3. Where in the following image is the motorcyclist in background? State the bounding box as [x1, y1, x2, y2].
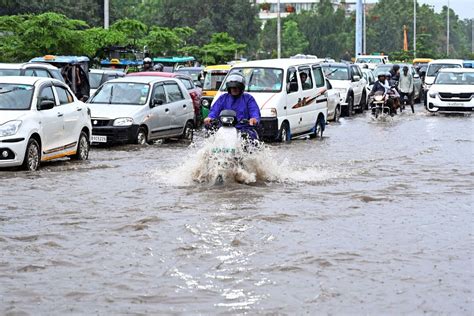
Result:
[143, 57, 153, 71]
[369, 72, 395, 115]
[204, 73, 261, 140]
[389, 64, 400, 86]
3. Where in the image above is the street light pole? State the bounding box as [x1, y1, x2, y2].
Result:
[446, 0, 450, 56]
[355, 0, 363, 58]
[104, 0, 109, 29]
[277, 0, 281, 58]
[363, 0, 366, 54]
[413, 0, 416, 58]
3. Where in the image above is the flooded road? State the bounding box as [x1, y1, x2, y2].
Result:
[1, 105, 473, 315]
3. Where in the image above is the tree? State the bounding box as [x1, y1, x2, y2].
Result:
[110, 18, 147, 47]
[282, 20, 309, 57]
[143, 26, 195, 56]
[188, 32, 246, 65]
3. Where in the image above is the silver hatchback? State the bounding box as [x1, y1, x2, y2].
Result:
[87, 76, 195, 145]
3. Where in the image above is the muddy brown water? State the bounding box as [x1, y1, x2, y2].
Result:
[1, 104, 473, 314]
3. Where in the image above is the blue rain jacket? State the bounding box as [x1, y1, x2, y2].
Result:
[208, 93, 261, 139]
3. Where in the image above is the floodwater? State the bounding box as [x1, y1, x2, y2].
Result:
[1, 105, 473, 315]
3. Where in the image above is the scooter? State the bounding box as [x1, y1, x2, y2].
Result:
[369, 90, 392, 119]
[203, 110, 259, 184]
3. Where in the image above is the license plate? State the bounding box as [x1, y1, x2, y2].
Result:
[448, 102, 464, 106]
[91, 135, 107, 143]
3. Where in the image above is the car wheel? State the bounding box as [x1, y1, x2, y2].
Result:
[345, 95, 354, 117]
[22, 138, 40, 171]
[334, 105, 341, 122]
[278, 122, 290, 143]
[310, 116, 324, 139]
[72, 131, 89, 160]
[181, 121, 194, 142]
[136, 127, 147, 145]
[358, 92, 366, 113]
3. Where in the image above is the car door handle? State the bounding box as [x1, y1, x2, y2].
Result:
[165, 108, 169, 112]
[183, 104, 187, 108]
[76, 107, 82, 111]
[57, 113, 64, 117]
[284, 106, 287, 110]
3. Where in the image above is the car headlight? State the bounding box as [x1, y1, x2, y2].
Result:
[428, 92, 437, 98]
[113, 117, 134, 126]
[261, 108, 277, 117]
[0, 120, 22, 137]
[201, 99, 210, 107]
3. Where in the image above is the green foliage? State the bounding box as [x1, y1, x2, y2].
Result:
[282, 20, 309, 57]
[143, 26, 195, 56]
[0, 12, 87, 61]
[110, 19, 147, 46]
[191, 33, 246, 65]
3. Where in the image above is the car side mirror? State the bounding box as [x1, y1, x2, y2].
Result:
[352, 75, 360, 82]
[38, 99, 55, 110]
[151, 98, 164, 108]
[287, 82, 298, 93]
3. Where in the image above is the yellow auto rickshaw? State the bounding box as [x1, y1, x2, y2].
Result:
[200, 64, 232, 118]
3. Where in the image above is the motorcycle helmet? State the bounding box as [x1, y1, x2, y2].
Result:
[377, 72, 386, 80]
[143, 57, 152, 64]
[226, 73, 246, 94]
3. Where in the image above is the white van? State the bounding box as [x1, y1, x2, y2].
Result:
[211, 59, 328, 141]
[423, 59, 464, 105]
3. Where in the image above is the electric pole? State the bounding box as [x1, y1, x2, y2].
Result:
[277, 0, 281, 58]
[104, 0, 109, 29]
[414, 0, 417, 58]
[355, 0, 363, 58]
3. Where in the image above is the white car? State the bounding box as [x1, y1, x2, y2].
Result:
[0, 77, 92, 171]
[355, 55, 389, 70]
[322, 63, 367, 116]
[87, 76, 195, 145]
[325, 79, 342, 121]
[423, 59, 464, 106]
[426, 68, 474, 113]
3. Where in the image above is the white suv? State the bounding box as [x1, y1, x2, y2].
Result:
[0, 77, 92, 171]
[322, 63, 367, 116]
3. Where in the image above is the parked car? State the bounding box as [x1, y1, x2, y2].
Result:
[89, 69, 126, 96]
[325, 79, 342, 122]
[426, 68, 474, 114]
[212, 59, 328, 141]
[361, 68, 376, 108]
[175, 66, 204, 87]
[373, 63, 422, 102]
[423, 59, 464, 106]
[127, 71, 202, 125]
[0, 62, 64, 82]
[87, 76, 194, 145]
[201, 65, 232, 119]
[0, 76, 91, 171]
[321, 63, 367, 116]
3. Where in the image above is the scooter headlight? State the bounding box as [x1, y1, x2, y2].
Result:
[220, 116, 235, 126]
[374, 95, 384, 101]
[201, 99, 210, 107]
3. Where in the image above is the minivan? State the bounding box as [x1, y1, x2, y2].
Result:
[211, 59, 328, 141]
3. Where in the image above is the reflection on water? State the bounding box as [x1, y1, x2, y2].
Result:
[1, 106, 473, 314]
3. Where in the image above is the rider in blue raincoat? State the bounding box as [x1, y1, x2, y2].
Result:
[204, 73, 261, 139]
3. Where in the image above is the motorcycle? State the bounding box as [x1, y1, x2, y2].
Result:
[369, 85, 400, 119]
[200, 110, 260, 184]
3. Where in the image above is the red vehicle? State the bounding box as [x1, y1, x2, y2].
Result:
[127, 71, 202, 124]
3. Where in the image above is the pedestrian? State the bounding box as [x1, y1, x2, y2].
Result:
[399, 66, 414, 113]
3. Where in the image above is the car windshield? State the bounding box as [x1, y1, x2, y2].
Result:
[0, 84, 34, 110]
[322, 66, 350, 80]
[434, 72, 474, 85]
[221, 68, 283, 92]
[89, 73, 103, 89]
[0, 69, 21, 76]
[89, 82, 150, 105]
[176, 69, 201, 82]
[427, 64, 462, 76]
[203, 71, 228, 90]
[373, 65, 392, 77]
[356, 57, 383, 63]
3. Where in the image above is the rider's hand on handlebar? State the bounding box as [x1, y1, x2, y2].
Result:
[203, 117, 212, 125]
[249, 118, 258, 126]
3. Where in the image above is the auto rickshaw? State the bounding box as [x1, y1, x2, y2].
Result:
[100, 58, 143, 73]
[30, 55, 90, 101]
[152, 56, 196, 73]
[200, 64, 232, 119]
